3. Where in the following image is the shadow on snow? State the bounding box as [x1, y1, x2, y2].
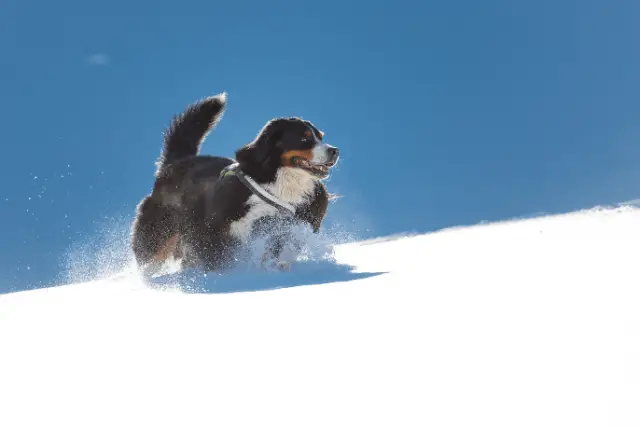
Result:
[148, 259, 387, 294]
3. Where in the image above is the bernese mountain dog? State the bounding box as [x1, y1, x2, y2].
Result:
[131, 92, 339, 276]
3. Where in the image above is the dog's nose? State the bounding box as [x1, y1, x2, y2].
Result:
[328, 147, 339, 159]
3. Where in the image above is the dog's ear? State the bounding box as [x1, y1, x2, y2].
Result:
[235, 139, 269, 166]
[269, 129, 284, 149]
[235, 122, 283, 167]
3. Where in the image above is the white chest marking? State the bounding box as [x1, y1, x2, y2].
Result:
[229, 167, 317, 243]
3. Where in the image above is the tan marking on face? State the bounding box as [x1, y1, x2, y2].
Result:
[281, 149, 314, 167]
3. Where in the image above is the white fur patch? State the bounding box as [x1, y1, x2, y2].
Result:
[229, 167, 317, 243]
[264, 167, 316, 205]
[311, 143, 332, 164]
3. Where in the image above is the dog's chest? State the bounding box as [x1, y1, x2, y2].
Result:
[229, 168, 316, 242]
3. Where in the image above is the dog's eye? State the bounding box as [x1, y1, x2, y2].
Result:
[303, 129, 312, 140]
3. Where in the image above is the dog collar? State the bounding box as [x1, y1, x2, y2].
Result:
[220, 163, 296, 216]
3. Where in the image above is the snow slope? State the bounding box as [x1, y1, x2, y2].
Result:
[1, 206, 639, 427]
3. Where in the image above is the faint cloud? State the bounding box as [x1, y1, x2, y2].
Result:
[86, 53, 110, 66]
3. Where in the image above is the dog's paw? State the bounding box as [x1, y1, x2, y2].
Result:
[276, 260, 291, 272]
[139, 261, 162, 279]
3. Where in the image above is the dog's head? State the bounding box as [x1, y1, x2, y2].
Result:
[235, 117, 339, 182]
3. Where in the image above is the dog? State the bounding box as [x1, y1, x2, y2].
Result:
[131, 93, 340, 276]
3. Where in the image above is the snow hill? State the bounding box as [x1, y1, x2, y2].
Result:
[1, 205, 639, 427]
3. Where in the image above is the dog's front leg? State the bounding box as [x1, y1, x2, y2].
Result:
[258, 216, 308, 271]
[260, 231, 299, 271]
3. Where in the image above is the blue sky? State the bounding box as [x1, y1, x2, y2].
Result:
[1, 0, 639, 291]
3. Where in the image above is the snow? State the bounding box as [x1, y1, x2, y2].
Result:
[1, 206, 639, 427]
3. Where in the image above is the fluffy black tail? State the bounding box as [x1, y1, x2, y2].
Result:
[156, 93, 227, 171]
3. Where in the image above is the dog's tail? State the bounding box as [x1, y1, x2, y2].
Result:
[156, 93, 227, 171]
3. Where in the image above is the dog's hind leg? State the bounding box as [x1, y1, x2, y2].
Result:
[131, 195, 181, 275]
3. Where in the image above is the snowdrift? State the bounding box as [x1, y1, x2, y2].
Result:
[1, 206, 639, 427]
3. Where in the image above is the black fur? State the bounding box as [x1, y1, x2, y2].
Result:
[131, 93, 338, 275]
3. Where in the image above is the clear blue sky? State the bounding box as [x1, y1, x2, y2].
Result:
[1, 0, 639, 291]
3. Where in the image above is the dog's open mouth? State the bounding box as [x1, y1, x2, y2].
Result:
[291, 157, 336, 178]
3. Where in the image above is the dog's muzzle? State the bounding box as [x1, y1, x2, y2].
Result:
[292, 144, 339, 179]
